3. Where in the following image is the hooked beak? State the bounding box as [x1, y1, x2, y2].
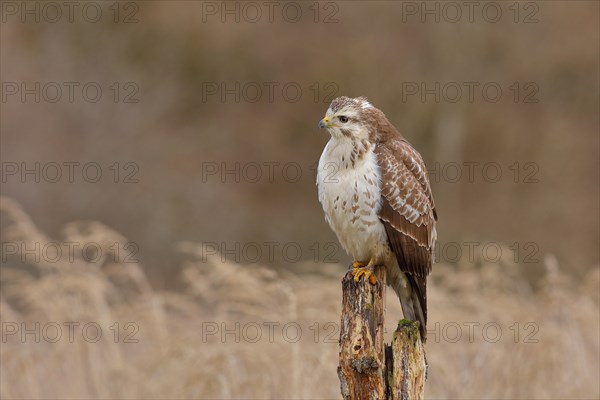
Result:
[318, 116, 330, 129]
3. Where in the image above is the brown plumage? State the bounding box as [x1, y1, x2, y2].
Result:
[317, 96, 437, 341]
[374, 109, 437, 341]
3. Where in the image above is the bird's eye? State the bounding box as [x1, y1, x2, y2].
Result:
[339, 116, 349, 123]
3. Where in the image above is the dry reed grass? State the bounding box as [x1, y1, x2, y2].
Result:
[1, 196, 598, 399]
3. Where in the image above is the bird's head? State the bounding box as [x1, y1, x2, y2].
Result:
[318, 96, 375, 140]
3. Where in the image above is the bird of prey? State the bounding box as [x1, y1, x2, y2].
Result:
[317, 96, 437, 341]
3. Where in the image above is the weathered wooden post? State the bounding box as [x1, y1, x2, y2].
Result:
[386, 320, 427, 399]
[338, 268, 426, 399]
[338, 267, 387, 399]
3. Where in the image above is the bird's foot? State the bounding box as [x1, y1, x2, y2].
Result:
[351, 259, 377, 285]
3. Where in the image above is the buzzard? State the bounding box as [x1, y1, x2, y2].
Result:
[317, 96, 437, 341]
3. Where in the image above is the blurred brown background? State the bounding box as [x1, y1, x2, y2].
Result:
[1, 1, 598, 399]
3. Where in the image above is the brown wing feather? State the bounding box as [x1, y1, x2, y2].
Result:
[376, 138, 437, 332]
[380, 198, 430, 328]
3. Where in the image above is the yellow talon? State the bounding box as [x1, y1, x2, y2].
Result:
[368, 273, 377, 285]
[350, 259, 377, 285]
